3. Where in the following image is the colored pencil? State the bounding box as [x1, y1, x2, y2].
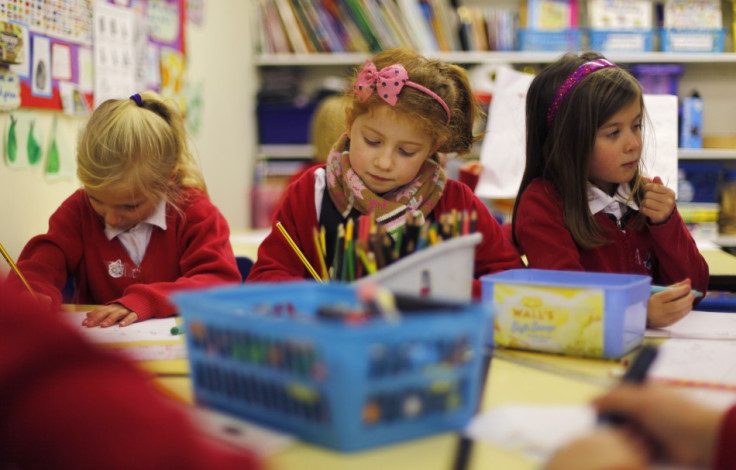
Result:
[276, 221, 324, 283]
[0, 240, 36, 299]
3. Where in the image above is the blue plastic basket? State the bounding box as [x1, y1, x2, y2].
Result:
[518, 29, 582, 52]
[588, 29, 654, 52]
[481, 270, 650, 358]
[660, 29, 725, 52]
[171, 282, 488, 451]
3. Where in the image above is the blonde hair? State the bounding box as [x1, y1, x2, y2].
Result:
[345, 48, 481, 155]
[77, 91, 205, 207]
[310, 94, 346, 163]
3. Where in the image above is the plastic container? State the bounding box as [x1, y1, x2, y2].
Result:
[355, 233, 482, 302]
[588, 29, 654, 52]
[171, 282, 488, 452]
[481, 269, 650, 358]
[257, 101, 318, 144]
[719, 170, 736, 235]
[517, 29, 582, 52]
[630, 64, 683, 95]
[660, 28, 725, 52]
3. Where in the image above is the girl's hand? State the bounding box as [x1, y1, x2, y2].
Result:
[544, 427, 650, 470]
[593, 384, 722, 468]
[640, 176, 675, 225]
[646, 279, 695, 328]
[83, 303, 139, 328]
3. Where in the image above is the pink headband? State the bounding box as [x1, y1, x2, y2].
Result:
[354, 60, 451, 125]
[546, 58, 617, 129]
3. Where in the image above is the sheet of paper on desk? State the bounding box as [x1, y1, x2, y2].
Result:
[188, 406, 295, 457]
[63, 311, 181, 344]
[464, 403, 596, 462]
[649, 338, 736, 392]
[646, 310, 736, 340]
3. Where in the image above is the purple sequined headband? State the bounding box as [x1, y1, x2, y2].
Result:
[546, 59, 617, 129]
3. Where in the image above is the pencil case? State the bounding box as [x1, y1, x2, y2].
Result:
[354, 232, 482, 302]
[481, 269, 650, 358]
[171, 282, 488, 452]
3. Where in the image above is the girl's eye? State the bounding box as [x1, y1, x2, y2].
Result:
[634, 122, 643, 131]
[364, 137, 380, 146]
[606, 129, 620, 138]
[398, 148, 417, 157]
[123, 204, 140, 211]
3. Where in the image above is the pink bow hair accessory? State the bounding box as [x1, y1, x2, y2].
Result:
[354, 60, 451, 125]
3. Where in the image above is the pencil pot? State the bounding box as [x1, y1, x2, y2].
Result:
[171, 282, 489, 452]
[481, 270, 650, 358]
[355, 232, 482, 302]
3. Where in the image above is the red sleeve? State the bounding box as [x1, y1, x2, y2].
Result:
[15, 190, 89, 308]
[248, 169, 322, 282]
[116, 191, 242, 320]
[714, 404, 736, 470]
[515, 181, 587, 271]
[0, 280, 261, 470]
[647, 207, 710, 301]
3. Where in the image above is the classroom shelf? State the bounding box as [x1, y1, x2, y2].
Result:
[678, 148, 736, 160]
[256, 52, 736, 67]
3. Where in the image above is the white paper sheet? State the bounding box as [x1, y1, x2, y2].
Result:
[647, 310, 736, 340]
[62, 311, 182, 344]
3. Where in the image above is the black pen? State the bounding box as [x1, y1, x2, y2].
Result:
[599, 344, 658, 425]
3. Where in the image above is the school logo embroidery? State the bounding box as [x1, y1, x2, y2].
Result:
[108, 259, 124, 278]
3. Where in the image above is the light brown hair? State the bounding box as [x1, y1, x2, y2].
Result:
[77, 91, 205, 208]
[345, 48, 482, 155]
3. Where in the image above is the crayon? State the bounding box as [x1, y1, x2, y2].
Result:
[650, 285, 703, 299]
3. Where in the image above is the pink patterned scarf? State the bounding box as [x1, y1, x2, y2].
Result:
[325, 134, 446, 236]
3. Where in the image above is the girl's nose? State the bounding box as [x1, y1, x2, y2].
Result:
[373, 149, 393, 171]
[105, 211, 123, 227]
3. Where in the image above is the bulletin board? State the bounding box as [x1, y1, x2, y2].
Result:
[0, 0, 186, 112]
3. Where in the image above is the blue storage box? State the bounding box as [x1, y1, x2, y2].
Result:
[257, 101, 318, 144]
[518, 29, 582, 52]
[171, 282, 488, 452]
[660, 29, 725, 52]
[631, 64, 683, 95]
[588, 29, 654, 52]
[481, 269, 650, 358]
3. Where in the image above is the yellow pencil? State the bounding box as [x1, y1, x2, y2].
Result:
[276, 221, 324, 283]
[312, 227, 329, 280]
[0, 240, 37, 299]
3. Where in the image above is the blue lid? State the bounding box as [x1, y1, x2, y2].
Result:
[630, 64, 684, 75]
[725, 170, 736, 181]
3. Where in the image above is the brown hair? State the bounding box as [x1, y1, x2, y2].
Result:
[77, 91, 205, 208]
[513, 52, 646, 249]
[345, 48, 482, 155]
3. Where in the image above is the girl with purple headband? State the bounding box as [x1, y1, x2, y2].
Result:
[512, 52, 708, 327]
[249, 48, 523, 297]
[12, 91, 241, 326]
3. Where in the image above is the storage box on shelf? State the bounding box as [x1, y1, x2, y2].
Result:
[660, 28, 726, 53]
[517, 28, 582, 52]
[172, 283, 488, 451]
[588, 29, 654, 52]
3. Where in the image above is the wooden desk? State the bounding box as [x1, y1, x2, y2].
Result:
[153, 349, 617, 470]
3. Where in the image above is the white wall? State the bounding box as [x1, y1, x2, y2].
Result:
[0, 1, 255, 274]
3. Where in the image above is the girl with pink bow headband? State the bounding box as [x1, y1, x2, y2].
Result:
[248, 48, 523, 298]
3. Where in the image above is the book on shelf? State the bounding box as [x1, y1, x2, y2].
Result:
[291, 0, 329, 52]
[343, 0, 385, 52]
[663, 0, 722, 29]
[587, 0, 653, 30]
[523, 0, 576, 31]
[313, 1, 346, 52]
[427, 0, 461, 51]
[273, 0, 310, 53]
[259, 0, 292, 53]
[396, 0, 439, 51]
[362, 0, 403, 49]
[322, 0, 372, 53]
[376, 0, 418, 50]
